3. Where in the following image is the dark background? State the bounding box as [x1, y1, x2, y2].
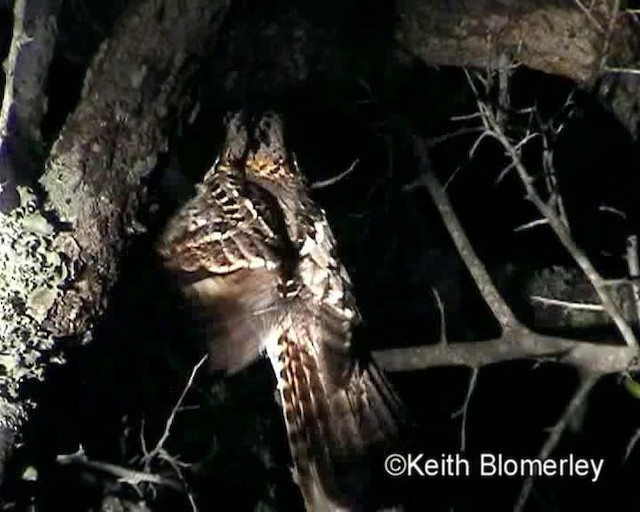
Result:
[2, 0, 640, 510]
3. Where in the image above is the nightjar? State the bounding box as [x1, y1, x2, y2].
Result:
[157, 110, 405, 511]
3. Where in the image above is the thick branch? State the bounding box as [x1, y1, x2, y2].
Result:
[377, 135, 638, 377]
[396, 0, 640, 136]
[410, 140, 522, 333]
[373, 332, 637, 375]
[474, 92, 639, 348]
[0, 0, 230, 492]
[0, 0, 62, 212]
[39, 0, 230, 337]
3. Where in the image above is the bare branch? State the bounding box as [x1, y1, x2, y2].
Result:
[599, 204, 627, 218]
[432, 287, 447, 345]
[57, 446, 183, 492]
[572, 0, 605, 32]
[451, 368, 478, 452]
[513, 218, 549, 232]
[469, 77, 639, 349]
[624, 425, 640, 461]
[529, 296, 604, 312]
[424, 127, 483, 148]
[310, 159, 359, 190]
[373, 332, 637, 375]
[411, 140, 522, 333]
[143, 355, 208, 466]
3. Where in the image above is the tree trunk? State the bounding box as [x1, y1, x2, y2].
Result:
[0, 0, 229, 492]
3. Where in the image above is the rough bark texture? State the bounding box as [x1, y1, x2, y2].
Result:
[40, 0, 230, 337]
[0, 0, 62, 211]
[395, 0, 640, 136]
[0, 0, 229, 492]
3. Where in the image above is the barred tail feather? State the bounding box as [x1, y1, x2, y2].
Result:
[267, 330, 405, 511]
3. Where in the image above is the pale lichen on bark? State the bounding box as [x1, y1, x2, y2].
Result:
[0, 188, 76, 403]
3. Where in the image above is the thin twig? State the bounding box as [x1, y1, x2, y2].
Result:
[425, 127, 483, 148]
[159, 452, 198, 512]
[432, 287, 447, 345]
[540, 120, 570, 231]
[451, 368, 478, 452]
[624, 425, 640, 461]
[412, 140, 522, 333]
[469, 80, 638, 348]
[309, 159, 359, 190]
[57, 446, 183, 492]
[572, 0, 605, 32]
[513, 219, 549, 232]
[143, 355, 208, 465]
[599, 205, 627, 219]
[514, 374, 599, 512]
[496, 53, 511, 128]
[529, 295, 604, 311]
[603, 67, 640, 75]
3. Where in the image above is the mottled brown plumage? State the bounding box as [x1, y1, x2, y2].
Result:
[158, 111, 405, 511]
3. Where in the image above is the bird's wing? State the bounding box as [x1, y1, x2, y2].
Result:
[157, 113, 287, 373]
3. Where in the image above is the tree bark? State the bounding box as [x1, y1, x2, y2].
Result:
[395, 0, 640, 136]
[0, 0, 62, 212]
[0, 0, 229, 492]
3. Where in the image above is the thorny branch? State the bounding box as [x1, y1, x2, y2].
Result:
[373, 65, 640, 511]
[470, 71, 637, 349]
[142, 355, 208, 467]
[57, 446, 183, 492]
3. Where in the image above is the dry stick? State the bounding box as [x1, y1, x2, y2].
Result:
[469, 75, 636, 510]
[431, 287, 448, 345]
[529, 296, 604, 311]
[374, 143, 638, 375]
[624, 425, 640, 461]
[57, 448, 183, 492]
[374, 331, 637, 375]
[424, 127, 483, 148]
[412, 139, 522, 334]
[604, 67, 640, 75]
[573, 0, 606, 32]
[481, 103, 638, 349]
[496, 54, 511, 129]
[143, 355, 208, 466]
[541, 127, 570, 231]
[160, 454, 198, 512]
[513, 218, 549, 232]
[369, 133, 639, 511]
[514, 373, 599, 512]
[452, 368, 478, 453]
[309, 159, 359, 190]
